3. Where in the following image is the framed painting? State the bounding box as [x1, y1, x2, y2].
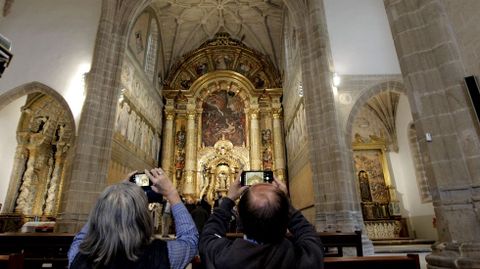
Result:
[352, 142, 392, 205]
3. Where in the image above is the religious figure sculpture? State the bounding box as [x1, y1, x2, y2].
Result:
[263, 148, 273, 170]
[176, 128, 186, 148]
[126, 111, 137, 143]
[262, 129, 272, 146]
[216, 172, 228, 190]
[116, 102, 131, 138]
[358, 170, 372, 202]
[196, 62, 208, 76]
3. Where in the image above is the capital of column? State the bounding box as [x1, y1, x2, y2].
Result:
[187, 110, 196, 120]
[273, 112, 282, 120]
[249, 109, 259, 119]
[165, 111, 175, 120]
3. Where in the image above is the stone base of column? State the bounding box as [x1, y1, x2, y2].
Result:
[457, 242, 480, 269]
[361, 234, 375, 256]
[55, 212, 89, 233]
[426, 242, 480, 269]
[316, 210, 375, 256]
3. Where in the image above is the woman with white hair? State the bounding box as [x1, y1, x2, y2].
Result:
[68, 168, 198, 269]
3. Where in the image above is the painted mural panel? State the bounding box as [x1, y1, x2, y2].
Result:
[353, 149, 390, 204]
[202, 91, 245, 147]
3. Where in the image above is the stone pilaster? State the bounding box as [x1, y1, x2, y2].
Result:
[384, 0, 480, 267]
[249, 105, 261, 170]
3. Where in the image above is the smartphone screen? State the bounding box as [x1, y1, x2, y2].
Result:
[241, 171, 274, 186]
[129, 173, 152, 187]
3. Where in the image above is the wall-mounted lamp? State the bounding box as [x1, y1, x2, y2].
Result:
[333, 72, 341, 87]
[297, 80, 304, 97]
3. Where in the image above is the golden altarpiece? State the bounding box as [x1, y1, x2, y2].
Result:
[161, 33, 285, 203]
[352, 136, 407, 239]
[0, 93, 74, 231]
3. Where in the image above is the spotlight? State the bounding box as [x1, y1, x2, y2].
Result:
[333, 72, 341, 87]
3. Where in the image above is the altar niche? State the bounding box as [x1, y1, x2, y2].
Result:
[353, 140, 406, 239]
[161, 33, 285, 204]
[4, 93, 74, 219]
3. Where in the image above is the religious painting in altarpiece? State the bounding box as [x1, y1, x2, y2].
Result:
[202, 90, 246, 147]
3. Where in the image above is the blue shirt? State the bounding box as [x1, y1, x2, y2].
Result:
[68, 203, 198, 269]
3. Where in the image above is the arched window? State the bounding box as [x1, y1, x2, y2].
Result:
[144, 18, 159, 82]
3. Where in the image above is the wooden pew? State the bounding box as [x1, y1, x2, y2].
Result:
[0, 253, 24, 269]
[319, 231, 363, 257]
[227, 231, 363, 257]
[0, 233, 73, 269]
[324, 254, 420, 269]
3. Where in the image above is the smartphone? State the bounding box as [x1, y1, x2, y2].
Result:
[129, 173, 153, 189]
[129, 172, 163, 203]
[240, 171, 274, 186]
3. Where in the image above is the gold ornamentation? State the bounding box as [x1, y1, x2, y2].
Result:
[163, 32, 281, 95]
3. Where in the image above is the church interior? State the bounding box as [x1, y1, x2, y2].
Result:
[0, 0, 479, 268]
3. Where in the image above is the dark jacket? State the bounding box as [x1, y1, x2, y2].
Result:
[191, 205, 210, 233]
[199, 198, 324, 269]
[71, 239, 170, 269]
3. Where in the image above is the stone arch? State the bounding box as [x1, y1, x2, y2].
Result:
[0, 82, 76, 135]
[192, 71, 256, 105]
[283, 0, 307, 30]
[345, 80, 407, 148]
[407, 122, 432, 203]
[0, 82, 76, 219]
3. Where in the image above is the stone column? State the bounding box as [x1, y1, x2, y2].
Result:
[183, 100, 197, 197]
[284, 0, 373, 254]
[56, 0, 152, 233]
[161, 101, 175, 180]
[384, 1, 480, 267]
[249, 104, 261, 170]
[272, 106, 286, 182]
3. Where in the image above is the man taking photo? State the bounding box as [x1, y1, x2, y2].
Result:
[199, 173, 324, 269]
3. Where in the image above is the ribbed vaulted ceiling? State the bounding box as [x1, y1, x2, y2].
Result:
[151, 0, 284, 79]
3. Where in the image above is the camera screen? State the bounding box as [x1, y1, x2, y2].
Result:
[244, 172, 264, 186]
[133, 174, 150, 187]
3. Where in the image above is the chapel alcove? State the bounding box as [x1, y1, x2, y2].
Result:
[3, 92, 74, 220]
[161, 32, 285, 204]
[351, 90, 407, 239]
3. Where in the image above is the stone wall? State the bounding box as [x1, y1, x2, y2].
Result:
[281, 11, 315, 218]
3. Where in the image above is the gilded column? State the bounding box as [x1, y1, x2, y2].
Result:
[161, 101, 176, 180]
[3, 132, 30, 213]
[183, 100, 197, 197]
[249, 104, 261, 170]
[272, 106, 286, 182]
[44, 141, 70, 215]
